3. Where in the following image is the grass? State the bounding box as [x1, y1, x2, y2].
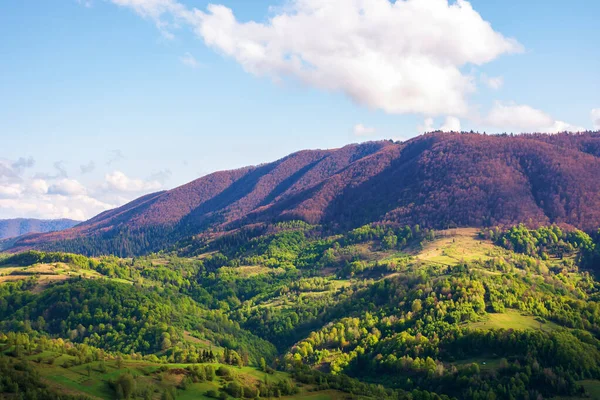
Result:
[454, 357, 503, 372]
[580, 380, 600, 398]
[220, 265, 283, 278]
[469, 309, 561, 332]
[31, 357, 227, 399]
[15, 349, 347, 400]
[415, 228, 506, 267]
[283, 391, 350, 400]
[0, 261, 134, 291]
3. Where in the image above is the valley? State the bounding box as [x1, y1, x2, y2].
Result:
[2, 223, 600, 399]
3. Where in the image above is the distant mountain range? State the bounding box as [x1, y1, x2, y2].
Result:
[7, 131, 600, 256]
[0, 218, 80, 240]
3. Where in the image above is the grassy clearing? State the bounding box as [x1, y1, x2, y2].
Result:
[579, 380, 600, 398]
[415, 228, 506, 267]
[469, 309, 561, 332]
[454, 357, 503, 373]
[283, 391, 350, 400]
[0, 260, 138, 293]
[17, 349, 347, 400]
[220, 265, 284, 278]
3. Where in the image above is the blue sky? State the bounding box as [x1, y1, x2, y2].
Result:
[0, 0, 599, 220]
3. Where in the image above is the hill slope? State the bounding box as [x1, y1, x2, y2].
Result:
[2, 224, 600, 399]
[0, 218, 79, 240]
[8, 131, 600, 256]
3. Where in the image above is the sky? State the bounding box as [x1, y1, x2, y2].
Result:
[1, 0, 599, 221]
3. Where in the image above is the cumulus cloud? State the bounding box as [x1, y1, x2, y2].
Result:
[485, 102, 585, 133]
[0, 163, 20, 182]
[0, 184, 23, 199]
[486, 102, 553, 130]
[109, 0, 522, 116]
[0, 196, 112, 221]
[180, 52, 201, 68]
[545, 120, 586, 134]
[103, 171, 162, 193]
[592, 109, 600, 130]
[418, 116, 461, 133]
[0, 171, 112, 220]
[28, 179, 49, 195]
[353, 124, 376, 137]
[0, 156, 169, 220]
[48, 179, 88, 196]
[440, 116, 462, 132]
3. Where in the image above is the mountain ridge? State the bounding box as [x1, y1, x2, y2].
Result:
[8, 131, 600, 256]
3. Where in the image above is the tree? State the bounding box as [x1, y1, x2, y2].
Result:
[260, 357, 267, 372]
[115, 373, 135, 399]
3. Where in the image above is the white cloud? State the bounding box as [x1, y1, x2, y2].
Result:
[418, 116, 461, 133]
[353, 124, 376, 137]
[0, 196, 112, 221]
[418, 118, 435, 133]
[48, 179, 88, 196]
[485, 102, 584, 133]
[0, 184, 23, 199]
[28, 179, 49, 195]
[480, 74, 504, 90]
[592, 109, 600, 130]
[0, 157, 169, 220]
[110, 0, 187, 38]
[440, 116, 462, 132]
[103, 171, 162, 193]
[0, 172, 113, 221]
[109, 0, 522, 116]
[111, 0, 185, 20]
[180, 52, 201, 68]
[486, 102, 553, 130]
[545, 120, 586, 134]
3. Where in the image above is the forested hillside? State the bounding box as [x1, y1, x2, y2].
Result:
[7, 132, 600, 257]
[2, 222, 600, 399]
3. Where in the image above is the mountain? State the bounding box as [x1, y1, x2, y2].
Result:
[0, 218, 80, 240]
[8, 131, 600, 256]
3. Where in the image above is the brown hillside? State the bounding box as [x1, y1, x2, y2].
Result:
[9, 132, 600, 256]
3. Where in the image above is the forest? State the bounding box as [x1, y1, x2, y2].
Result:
[2, 221, 600, 399]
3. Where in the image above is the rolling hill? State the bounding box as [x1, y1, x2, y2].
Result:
[2, 223, 600, 399]
[7, 131, 600, 256]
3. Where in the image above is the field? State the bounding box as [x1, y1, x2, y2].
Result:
[468, 309, 560, 332]
[5, 348, 345, 400]
[414, 228, 505, 267]
[0, 261, 106, 292]
[454, 357, 503, 372]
